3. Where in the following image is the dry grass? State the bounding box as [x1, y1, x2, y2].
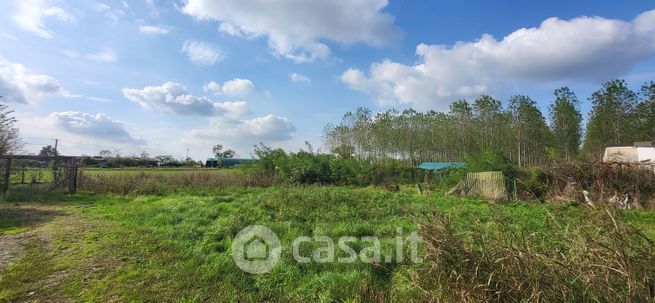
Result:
[415, 207, 655, 302]
[77, 169, 275, 195]
[546, 162, 655, 208]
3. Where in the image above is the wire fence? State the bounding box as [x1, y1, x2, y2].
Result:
[0, 156, 78, 196]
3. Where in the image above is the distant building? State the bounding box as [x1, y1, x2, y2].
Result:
[603, 142, 655, 163]
[205, 158, 255, 168]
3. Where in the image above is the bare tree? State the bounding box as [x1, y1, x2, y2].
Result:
[0, 103, 22, 155]
[212, 144, 236, 167]
[99, 150, 113, 157]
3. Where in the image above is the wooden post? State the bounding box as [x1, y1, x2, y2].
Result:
[3, 158, 11, 194]
[68, 158, 77, 194]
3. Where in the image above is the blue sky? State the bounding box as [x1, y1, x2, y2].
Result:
[1, 0, 654, 160]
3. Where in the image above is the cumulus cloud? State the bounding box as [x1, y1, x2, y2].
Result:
[181, 40, 224, 66]
[221, 78, 255, 96]
[13, 0, 74, 38]
[190, 114, 295, 141]
[0, 55, 71, 103]
[202, 81, 221, 94]
[342, 9, 655, 111]
[182, 0, 401, 63]
[85, 48, 117, 62]
[203, 78, 255, 96]
[290, 73, 311, 83]
[122, 82, 251, 118]
[139, 25, 172, 35]
[50, 111, 145, 144]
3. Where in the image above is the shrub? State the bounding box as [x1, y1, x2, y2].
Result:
[251, 143, 420, 185]
[545, 162, 655, 208]
[464, 150, 515, 178]
[415, 208, 655, 302]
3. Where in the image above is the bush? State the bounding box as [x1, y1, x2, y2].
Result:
[545, 162, 655, 208]
[251, 143, 420, 185]
[464, 150, 515, 178]
[415, 208, 655, 302]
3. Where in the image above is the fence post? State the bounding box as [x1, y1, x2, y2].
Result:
[68, 158, 77, 194]
[3, 158, 11, 194]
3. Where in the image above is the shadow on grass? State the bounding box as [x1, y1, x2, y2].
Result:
[0, 207, 66, 235]
[0, 187, 77, 234]
[1, 185, 75, 202]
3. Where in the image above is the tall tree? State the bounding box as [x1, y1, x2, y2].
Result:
[212, 144, 236, 167]
[472, 95, 505, 154]
[98, 150, 112, 157]
[449, 100, 474, 159]
[634, 81, 655, 141]
[0, 104, 22, 155]
[548, 87, 582, 162]
[509, 95, 553, 167]
[39, 145, 59, 157]
[583, 80, 638, 159]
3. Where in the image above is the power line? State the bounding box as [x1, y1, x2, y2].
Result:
[22, 137, 58, 141]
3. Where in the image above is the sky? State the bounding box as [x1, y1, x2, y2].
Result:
[1, 0, 654, 160]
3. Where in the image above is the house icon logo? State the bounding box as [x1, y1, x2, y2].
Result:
[232, 225, 281, 274]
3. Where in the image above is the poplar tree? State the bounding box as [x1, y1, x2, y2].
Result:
[634, 81, 654, 141]
[549, 87, 582, 162]
[582, 80, 638, 159]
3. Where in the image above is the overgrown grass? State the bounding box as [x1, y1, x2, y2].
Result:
[77, 168, 274, 195]
[1, 187, 654, 302]
[416, 207, 655, 302]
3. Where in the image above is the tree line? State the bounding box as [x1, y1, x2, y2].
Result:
[324, 80, 654, 166]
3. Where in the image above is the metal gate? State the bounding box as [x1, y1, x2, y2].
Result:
[0, 155, 78, 196]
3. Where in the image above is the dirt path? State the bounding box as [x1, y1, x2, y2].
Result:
[0, 205, 67, 273]
[0, 232, 30, 272]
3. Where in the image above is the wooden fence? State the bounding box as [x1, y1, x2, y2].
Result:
[462, 171, 506, 201]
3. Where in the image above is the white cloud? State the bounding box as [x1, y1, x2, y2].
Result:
[181, 40, 224, 66]
[144, 0, 159, 17]
[203, 81, 221, 94]
[0, 55, 71, 103]
[122, 82, 251, 118]
[87, 96, 109, 102]
[190, 114, 295, 141]
[13, 0, 74, 38]
[97, 3, 125, 22]
[182, 0, 401, 63]
[86, 48, 118, 62]
[218, 22, 247, 38]
[61, 49, 79, 59]
[220, 78, 255, 96]
[50, 111, 145, 144]
[203, 78, 255, 96]
[139, 25, 172, 35]
[0, 32, 18, 41]
[289, 73, 311, 83]
[342, 9, 655, 111]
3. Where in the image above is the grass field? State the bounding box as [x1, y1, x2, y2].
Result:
[1, 169, 654, 301]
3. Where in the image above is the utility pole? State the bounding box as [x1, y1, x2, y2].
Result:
[54, 139, 59, 156]
[186, 147, 189, 160]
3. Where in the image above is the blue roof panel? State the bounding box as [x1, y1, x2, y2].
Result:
[418, 162, 465, 170]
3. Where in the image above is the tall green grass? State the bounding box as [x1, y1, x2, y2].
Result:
[1, 187, 654, 301]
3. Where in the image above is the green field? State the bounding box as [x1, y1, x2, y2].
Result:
[1, 169, 654, 302]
